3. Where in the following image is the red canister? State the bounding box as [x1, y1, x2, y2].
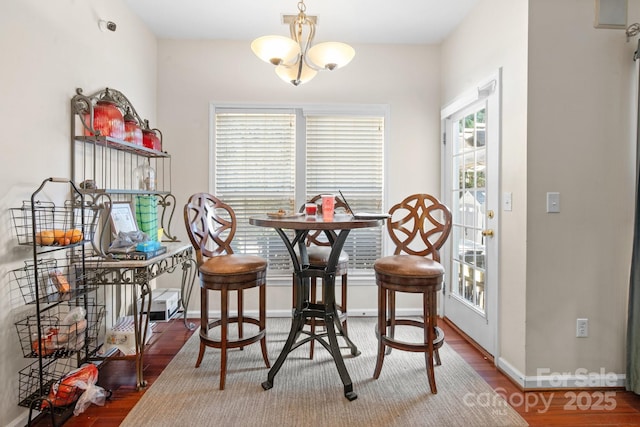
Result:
[123, 108, 143, 146]
[83, 88, 125, 140]
[142, 119, 162, 151]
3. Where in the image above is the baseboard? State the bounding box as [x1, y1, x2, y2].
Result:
[496, 356, 626, 390]
[7, 410, 28, 427]
[496, 356, 527, 389]
[442, 317, 494, 363]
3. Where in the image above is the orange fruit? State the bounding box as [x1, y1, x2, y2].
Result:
[35, 230, 55, 246]
[64, 229, 83, 244]
[53, 229, 66, 245]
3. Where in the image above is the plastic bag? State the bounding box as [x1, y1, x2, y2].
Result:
[110, 230, 150, 250]
[73, 377, 108, 416]
[40, 363, 107, 414]
[61, 307, 86, 324]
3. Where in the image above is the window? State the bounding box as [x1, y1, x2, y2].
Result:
[213, 105, 385, 278]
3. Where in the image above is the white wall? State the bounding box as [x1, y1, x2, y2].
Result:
[0, 1, 157, 425]
[441, 0, 529, 375]
[526, 0, 637, 378]
[156, 41, 443, 314]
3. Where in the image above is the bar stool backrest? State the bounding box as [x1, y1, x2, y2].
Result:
[387, 193, 452, 262]
[184, 193, 236, 265]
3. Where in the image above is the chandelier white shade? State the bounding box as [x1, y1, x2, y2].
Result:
[308, 42, 355, 71]
[251, 36, 300, 66]
[275, 62, 317, 85]
[251, 0, 355, 86]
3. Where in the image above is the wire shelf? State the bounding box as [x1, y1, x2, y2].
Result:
[9, 258, 97, 306]
[18, 358, 81, 411]
[15, 298, 105, 358]
[10, 200, 98, 249]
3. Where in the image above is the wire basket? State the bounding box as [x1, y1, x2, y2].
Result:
[10, 200, 98, 248]
[17, 358, 85, 411]
[15, 298, 105, 358]
[9, 258, 96, 305]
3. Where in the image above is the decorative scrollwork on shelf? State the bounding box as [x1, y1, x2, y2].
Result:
[72, 87, 141, 136]
[158, 193, 178, 242]
[627, 23, 640, 41]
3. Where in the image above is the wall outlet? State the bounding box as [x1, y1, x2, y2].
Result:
[576, 318, 588, 337]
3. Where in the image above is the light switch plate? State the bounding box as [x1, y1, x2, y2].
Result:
[546, 192, 560, 213]
[503, 192, 512, 211]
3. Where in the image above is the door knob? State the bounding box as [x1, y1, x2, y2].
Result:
[482, 229, 494, 237]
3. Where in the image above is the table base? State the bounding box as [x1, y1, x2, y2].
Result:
[261, 302, 360, 400]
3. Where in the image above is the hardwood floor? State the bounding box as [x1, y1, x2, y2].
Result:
[31, 317, 640, 426]
[442, 321, 640, 426]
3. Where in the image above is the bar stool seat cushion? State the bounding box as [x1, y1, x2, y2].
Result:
[374, 255, 444, 281]
[306, 246, 349, 274]
[200, 254, 267, 277]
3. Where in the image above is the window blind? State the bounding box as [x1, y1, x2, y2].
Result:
[214, 112, 296, 270]
[214, 109, 385, 274]
[306, 115, 385, 270]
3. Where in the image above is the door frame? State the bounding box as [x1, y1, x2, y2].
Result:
[440, 69, 502, 358]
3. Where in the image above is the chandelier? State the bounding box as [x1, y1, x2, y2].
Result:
[251, 0, 355, 86]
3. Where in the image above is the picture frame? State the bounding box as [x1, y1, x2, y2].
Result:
[107, 202, 138, 235]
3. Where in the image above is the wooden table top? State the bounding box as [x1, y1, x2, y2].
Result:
[249, 213, 383, 230]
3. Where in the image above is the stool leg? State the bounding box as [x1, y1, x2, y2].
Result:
[259, 283, 270, 368]
[386, 290, 395, 355]
[195, 284, 207, 368]
[424, 291, 437, 394]
[220, 288, 228, 390]
[309, 277, 317, 359]
[373, 285, 387, 379]
[238, 289, 244, 350]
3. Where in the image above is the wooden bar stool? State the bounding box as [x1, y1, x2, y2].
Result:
[184, 193, 270, 389]
[373, 194, 452, 393]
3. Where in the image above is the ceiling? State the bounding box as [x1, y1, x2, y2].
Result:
[122, 0, 480, 45]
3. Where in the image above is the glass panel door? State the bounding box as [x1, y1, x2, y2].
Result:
[441, 70, 500, 356]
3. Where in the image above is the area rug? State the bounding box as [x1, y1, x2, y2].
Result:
[121, 317, 528, 427]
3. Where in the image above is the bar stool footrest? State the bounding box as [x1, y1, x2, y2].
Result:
[201, 316, 266, 349]
[377, 320, 444, 353]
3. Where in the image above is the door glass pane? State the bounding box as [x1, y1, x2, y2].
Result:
[454, 119, 464, 153]
[454, 154, 464, 191]
[450, 105, 487, 314]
